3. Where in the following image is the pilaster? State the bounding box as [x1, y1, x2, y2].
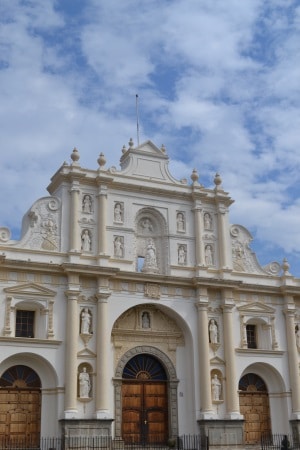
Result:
[69, 181, 80, 252]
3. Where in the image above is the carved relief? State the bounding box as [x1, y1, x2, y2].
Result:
[41, 215, 58, 250]
[144, 283, 161, 299]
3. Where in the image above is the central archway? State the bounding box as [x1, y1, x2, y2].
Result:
[114, 346, 179, 444]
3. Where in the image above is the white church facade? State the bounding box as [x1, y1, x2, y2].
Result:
[0, 139, 300, 448]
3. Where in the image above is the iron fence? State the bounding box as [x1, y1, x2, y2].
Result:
[261, 433, 300, 450]
[0, 435, 209, 450]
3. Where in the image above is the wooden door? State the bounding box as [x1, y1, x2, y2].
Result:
[239, 373, 271, 445]
[122, 381, 168, 444]
[0, 389, 41, 447]
[0, 365, 41, 448]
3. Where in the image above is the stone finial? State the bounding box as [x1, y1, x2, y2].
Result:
[122, 145, 127, 154]
[161, 144, 166, 153]
[128, 138, 134, 149]
[214, 173, 222, 190]
[282, 258, 291, 275]
[97, 152, 106, 168]
[191, 168, 199, 184]
[71, 147, 80, 164]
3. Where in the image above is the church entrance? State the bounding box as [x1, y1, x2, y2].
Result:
[122, 354, 168, 444]
[239, 373, 271, 445]
[0, 365, 41, 447]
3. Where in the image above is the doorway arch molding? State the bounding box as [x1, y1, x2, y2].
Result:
[114, 346, 179, 440]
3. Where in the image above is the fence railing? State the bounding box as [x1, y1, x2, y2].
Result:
[261, 433, 300, 450]
[0, 435, 209, 450]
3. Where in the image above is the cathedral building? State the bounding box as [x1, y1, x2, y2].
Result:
[0, 139, 299, 448]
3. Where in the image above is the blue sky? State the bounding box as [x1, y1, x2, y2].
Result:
[1, 0, 300, 275]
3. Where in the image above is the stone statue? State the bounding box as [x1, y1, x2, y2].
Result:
[204, 213, 212, 230]
[178, 245, 186, 265]
[142, 218, 153, 233]
[81, 229, 91, 252]
[114, 203, 123, 222]
[205, 245, 213, 266]
[142, 312, 150, 328]
[211, 374, 221, 401]
[79, 367, 91, 398]
[114, 236, 124, 257]
[81, 308, 91, 334]
[177, 212, 185, 232]
[142, 239, 158, 272]
[82, 195, 92, 213]
[209, 319, 218, 344]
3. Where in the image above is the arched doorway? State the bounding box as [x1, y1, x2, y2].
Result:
[239, 373, 271, 444]
[0, 365, 41, 447]
[122, 354, 168, 444]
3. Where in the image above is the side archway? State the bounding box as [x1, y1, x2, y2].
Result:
[114, 346, 179, 443]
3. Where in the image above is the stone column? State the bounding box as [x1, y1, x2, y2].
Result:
[95, 279, 111, 418]
[97, 186, 108, 256]
[217, 205, 232, 270]
[222, 289, 241, 419]
[193, 205, 204, 266]
[64, 280, 80, 417]
[284, 296, 300, 417]
[196, 288, 213, 418]
[69, 181, 80, 252]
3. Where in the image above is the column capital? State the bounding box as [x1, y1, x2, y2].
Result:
[97, 185, 108, 196]
[96, 291, 111, 303]
[65, 289, 81, 301]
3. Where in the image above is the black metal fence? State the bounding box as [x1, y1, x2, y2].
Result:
[0, 435, 209, 450]
[261, 433, 300, 450]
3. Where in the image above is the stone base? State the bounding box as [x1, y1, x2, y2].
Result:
[60, 418, 113, 440]
[198, 419, 244, 448]
[291, 420, 300, 444]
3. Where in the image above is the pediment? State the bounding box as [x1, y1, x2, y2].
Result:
[118, 140, 179, 184]
[210, 356, 225, 365]
[4, 283, 56, 297]
[77, 347, 96, 358]
[238, 302, 275, 315]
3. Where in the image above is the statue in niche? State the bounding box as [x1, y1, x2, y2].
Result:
[79, 367, 91, 398]
[142, 312, 150, 329]
[204, 213, 212, 230]
[296, 325, 300, 349]
[114, 236, 124, 258]
[211, 374, 222, 401]
[81, 308, 92, 334]
[114, 202, 123, 222]
[176, 212, 185, 232]
[81, 229, 91, 251]
[205, 245, 213, 266]
[209, 319, 218, 343]
[142, 239, 158, 272]
[178, 245, 186, 265]
[141, 218, 153, 233]
[82, 195, 92, 213]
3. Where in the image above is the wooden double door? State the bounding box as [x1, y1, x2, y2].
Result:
[0, 365, 41, 447]
[122, 381, 168, 444]
[121, 354, 169, 444]
[239, 373, 271, 445]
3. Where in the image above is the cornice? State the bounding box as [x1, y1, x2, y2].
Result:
[0, 336, 62, 346]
